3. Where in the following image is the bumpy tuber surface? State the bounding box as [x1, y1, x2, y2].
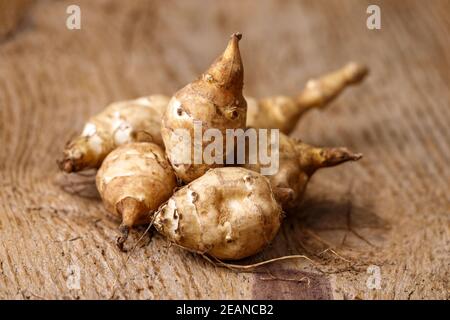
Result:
[246, 62, 368, 134]
[96, 142, 177, 250]
[154, 167, 282, 260]
[161, 33, 247, 183]
[58, 61, 366, 175]
[58, 95, 170, 173]
[244, 132, 362, 209]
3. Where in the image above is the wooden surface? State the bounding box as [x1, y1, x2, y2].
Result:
[0, 0, 449, 300]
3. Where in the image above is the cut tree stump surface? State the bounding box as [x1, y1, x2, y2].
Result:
[0, 0, 448, 299]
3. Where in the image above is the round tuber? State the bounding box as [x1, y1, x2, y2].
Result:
[96, 142, 177, 250]
[154, 167, 282, 260]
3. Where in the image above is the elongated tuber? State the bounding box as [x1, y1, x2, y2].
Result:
[96, 142, 177, 250]
[154, 167, 282, 260]
[244, 132, 362, 209]
[246, 62, 368, 134]
[58, 95, 170, 173]
[161, 33, 247, 183]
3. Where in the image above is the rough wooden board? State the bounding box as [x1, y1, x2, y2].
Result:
[0, 0, 32, 37]
[0, 0, 449, 299]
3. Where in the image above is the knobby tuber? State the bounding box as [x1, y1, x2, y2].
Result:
[96, 142, 177, 250]
[57, 62, 367, 176]
[58, 95, 170, 173]
[244, 132, 362, 209]
[154, 167, 282, 260]
[56, 32, 369, 264]
[161, 33, 247, 183]
[246, 62, 368, 134]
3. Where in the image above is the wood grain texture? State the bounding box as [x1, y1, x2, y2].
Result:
[0, 0, 33, 38]
[0, 0, 448, 299]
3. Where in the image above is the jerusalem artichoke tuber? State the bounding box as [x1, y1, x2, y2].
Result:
[161, 33, 247, 183]
[154, 167, 282, 260]
[244, 132, 362, 209]
[246, 62, 368, 134]
[58, 95, 170, 173]
[58, 61, 367, 175]
[96, 142, 177, 250]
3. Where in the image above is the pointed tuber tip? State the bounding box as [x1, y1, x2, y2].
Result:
[321, 147, 363, 167]
[222, 32, 242, 60]
[351, 152, 364, 161]
[231, 32, 242, 41]
[57, 158, 74, 173]
[116, 197, 147, 228]
[204, 33, 244, 91]
[297, 142, 363, 175]
[344, 62, 369, 84]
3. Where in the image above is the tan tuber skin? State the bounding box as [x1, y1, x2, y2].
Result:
[57, 61, 367, 176]
[58, 95, 170, 173]
[246, 62, 368, 134]
[96, 142, 177, 251]
[161, 33, 247, 183]
[244, 132, 362, 209]
[154, 167, 282, 260]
